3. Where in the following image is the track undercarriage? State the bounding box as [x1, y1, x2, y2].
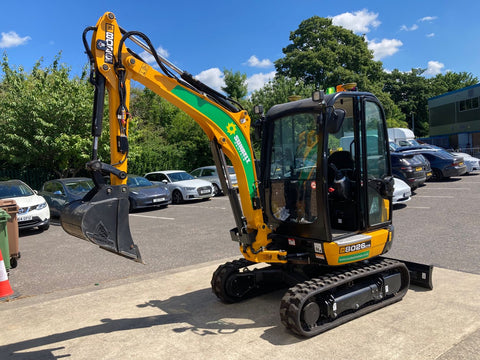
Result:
[211, 257, 412, 337]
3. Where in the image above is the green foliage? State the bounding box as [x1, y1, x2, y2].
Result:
[222, 69, 248, 100]
[274, 16, 384, 91]
[383, 69, 478, 137]
[0, 53, 109, 177]
[1, 17, 478, 180]
[127, 88, 211, 175]
[250, 75, 316, 114]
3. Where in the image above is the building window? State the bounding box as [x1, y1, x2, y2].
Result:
[459, 97, 479, 112]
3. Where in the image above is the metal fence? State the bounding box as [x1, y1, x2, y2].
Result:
[0, 168, 57, 191]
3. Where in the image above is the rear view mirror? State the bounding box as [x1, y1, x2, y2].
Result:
[326, 108, 346, 134]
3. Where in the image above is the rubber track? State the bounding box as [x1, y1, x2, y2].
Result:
[279, 257, 409, 337]
[211, 258, 255, 303]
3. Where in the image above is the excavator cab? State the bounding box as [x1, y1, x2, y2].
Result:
[258, 90, 395, 266]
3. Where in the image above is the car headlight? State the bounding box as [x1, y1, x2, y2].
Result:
[131, 191, 139, 195]
[185, 187, 196, 191]
[37, 202, 48, 210]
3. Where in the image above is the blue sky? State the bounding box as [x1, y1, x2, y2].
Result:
[1, 0, 479, 93]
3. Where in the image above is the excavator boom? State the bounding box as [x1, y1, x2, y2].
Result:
[61, 12, 284, 264]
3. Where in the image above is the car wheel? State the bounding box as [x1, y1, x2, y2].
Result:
[212, 183, 221, 196]
[172, 190, 183, 204]
[432, 168, 443, 181]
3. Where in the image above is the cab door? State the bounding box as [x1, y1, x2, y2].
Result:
[360, 98, 392, 228]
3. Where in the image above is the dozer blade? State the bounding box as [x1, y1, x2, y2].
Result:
[61, 184, 143, 263]
[382, 257, 433, 290]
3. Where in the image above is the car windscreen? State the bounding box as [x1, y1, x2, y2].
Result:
[0, 182, 34, 199]
[65, 180, 95, 194]
[168, 172, 194, 182]
[127, 176, 153, 188]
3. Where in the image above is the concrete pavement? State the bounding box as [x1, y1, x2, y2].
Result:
[1, 259, 479, 360]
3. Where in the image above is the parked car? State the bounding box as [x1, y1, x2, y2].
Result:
[125, 175, 171, 210]
[396, 146, 467, 180]
[392, 177, 411, 205]
[103, 174, 171, 210]
[144, 170, 214, 204]
[0, 180, 50, 231]
[449, 152, 480, 174]
[39, 177, 95, 218]
[390, 152, 427, 190]
[414, 153, 433, 181]
[190, 165, 238, 196]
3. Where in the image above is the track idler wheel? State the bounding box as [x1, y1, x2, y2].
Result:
[211, 258, 256, 303]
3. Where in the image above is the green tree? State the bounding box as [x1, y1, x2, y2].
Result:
[0, 54, 107, 177]
[383, 69, 431, 136]
[222, 69, 248, 100]
[250, 75, 316, 114]
[274, 16, 384, 91]
[127, 87, 211, 174]
[430, 71, 478, 96]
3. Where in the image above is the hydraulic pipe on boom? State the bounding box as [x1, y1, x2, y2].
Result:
[61, 12, 285, 264]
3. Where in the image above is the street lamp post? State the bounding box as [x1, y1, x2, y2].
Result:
[410, 112, 415, 135]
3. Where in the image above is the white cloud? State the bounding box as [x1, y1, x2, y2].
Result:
[0, 31, 31, 48]
[193, 68, 275, 95]
[419, 16, 438, 22]
[194, 68, 225, 92]
[331, 9, 380, 33]
[139, 46, 169, 64]
[400, 24, 419, 31]
[426, 33, 435, 38]
[424, 60, 444, 76]
[246, 71, 276, 93]
[246, 55, 273, 68]
[367, 38, 403, 60]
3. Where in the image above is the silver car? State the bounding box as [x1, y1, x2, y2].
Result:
[190, 165, 238, 196]
[144, 170, 214, 204]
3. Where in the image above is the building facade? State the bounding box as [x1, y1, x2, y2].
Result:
[427, 83, 480, 152]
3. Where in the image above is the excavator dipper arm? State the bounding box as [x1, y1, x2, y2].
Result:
[61, 12, 286, 264]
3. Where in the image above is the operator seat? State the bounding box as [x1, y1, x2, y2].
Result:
[327, 150, 357, 231]
[327, 150, 354, 183]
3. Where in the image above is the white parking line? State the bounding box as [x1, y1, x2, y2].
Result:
[406, 206, 431, 209]
[180, 204, 227, 210]
[415, 195, 454, 198]
[421, 187, 470, 190]
[130, 214, 175, 220]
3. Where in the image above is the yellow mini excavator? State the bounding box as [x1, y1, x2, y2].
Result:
[61, 12, 433, 337]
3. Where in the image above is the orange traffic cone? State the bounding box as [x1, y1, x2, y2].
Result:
[0, 248, 14, 300]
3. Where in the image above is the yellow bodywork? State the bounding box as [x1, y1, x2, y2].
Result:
[90, 12, 285, 263]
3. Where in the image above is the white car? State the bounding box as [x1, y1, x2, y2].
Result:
[190, 165, 238, 196]
[392, 178, 411, 205]
[144, 170, 214, 204]
[450, 152, 480, 174]
[0, 179, 50, 231]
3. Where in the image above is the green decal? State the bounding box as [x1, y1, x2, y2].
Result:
[171, 86, 256, 198]
[338, 250, 370, 263]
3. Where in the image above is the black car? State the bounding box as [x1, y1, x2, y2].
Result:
[390, 152, 427, 189]
[125, 175, 171, 210]
[39, 177, 95, 218]
[101, 174, 172, 210]
[395, 146, 467, 180]
[413, 154, 433, 181]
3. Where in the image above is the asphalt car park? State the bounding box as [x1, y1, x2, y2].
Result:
[6, 173, 480, 298]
